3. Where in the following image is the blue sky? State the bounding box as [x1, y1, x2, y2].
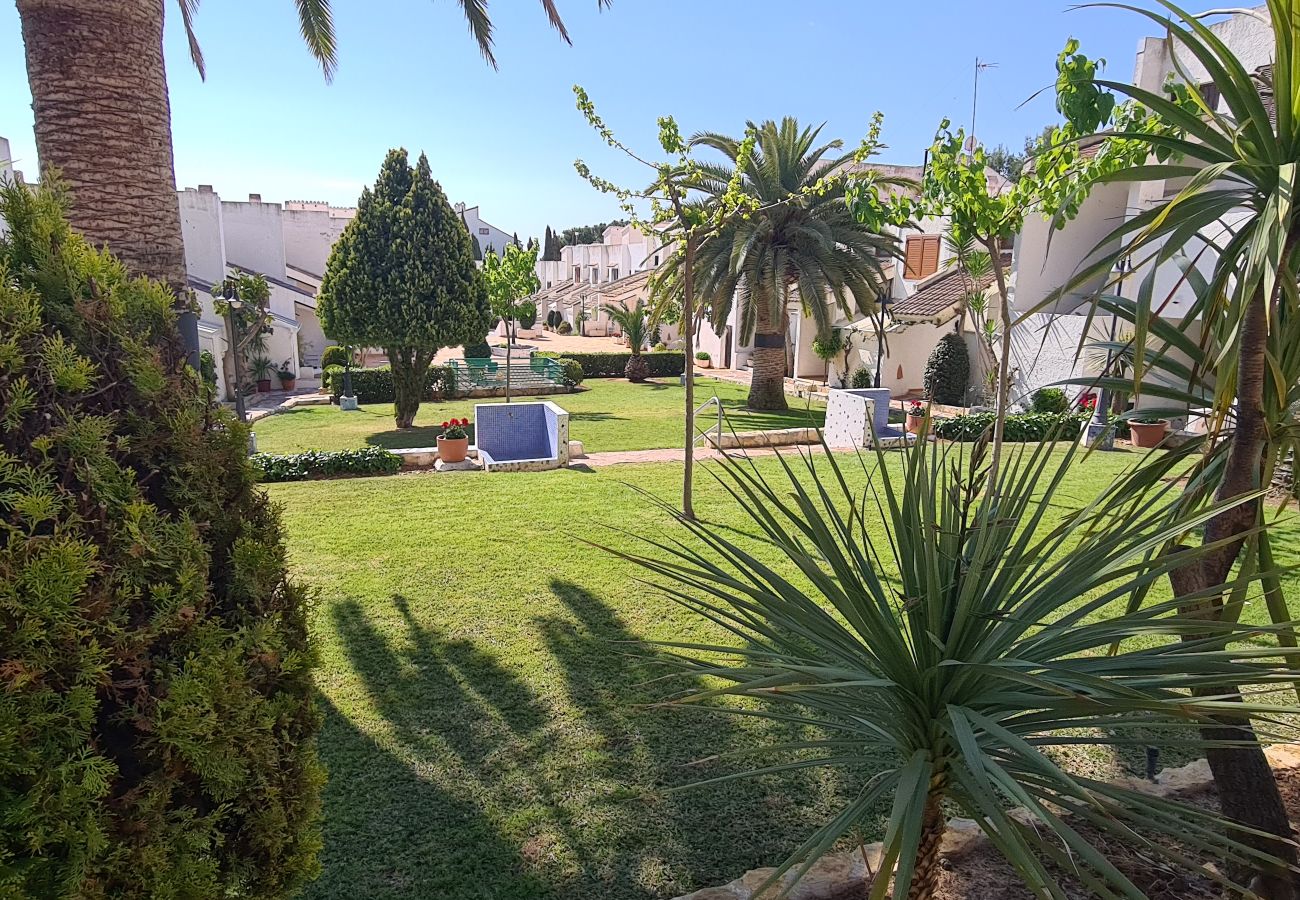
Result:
[1, 1, 1154, 242]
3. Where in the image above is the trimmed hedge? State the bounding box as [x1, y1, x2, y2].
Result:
[535, 350, 684, 378]
[251, 447, 403, 482]
[1031, 387, 1070, 414]
[933, 411, 1091, 442]
[923, 332, 970, 405]
[324, 364, 451, 402]
[320, 345, 351, 370]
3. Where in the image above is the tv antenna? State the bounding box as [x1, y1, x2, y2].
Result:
[970, 57, 999, 151]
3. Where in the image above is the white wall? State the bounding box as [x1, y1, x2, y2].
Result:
[457, 203, 513, 258]
[221, 197, 287, 277]
[179, 187, 227, 286]
[281, 207, 350, 276]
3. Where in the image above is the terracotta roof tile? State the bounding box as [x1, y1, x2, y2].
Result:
[888, 266, 994, 322]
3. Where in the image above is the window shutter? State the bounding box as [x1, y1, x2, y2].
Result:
[921, 236, 940, 278]
[904, 235, 941, 279]
[904, 237, 923, 279]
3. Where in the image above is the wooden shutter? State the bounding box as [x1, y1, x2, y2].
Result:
[904, 235, 940, 280]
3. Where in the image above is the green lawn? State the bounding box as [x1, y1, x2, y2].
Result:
[268, 449, 1300, 900]
[253, 377, 829, 455]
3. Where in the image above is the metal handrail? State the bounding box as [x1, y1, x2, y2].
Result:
[694, 396, 723, 447]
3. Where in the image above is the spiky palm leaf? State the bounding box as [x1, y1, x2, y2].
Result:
[610, 439, 1300, 899]
[603, 297, 649, 355]
[176, 0, 609, 80]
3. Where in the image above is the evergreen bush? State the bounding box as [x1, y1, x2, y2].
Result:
[0, 181, 322, 897]
[319, 344, 351, 370]
[923, 332, 970, 405]
[516, 301, 538, 330]
[851, 367, 874, 389]
[555, 358, 584, 386]
[1031, 387, 1070, 415]
[933, 411, 1090, 442]
[530, 350, 683, 378]
[557, 321, 573, 335]
[251, 447, 402, 482]
[546, 309, 562, 329]
[462, 340, 493, 360]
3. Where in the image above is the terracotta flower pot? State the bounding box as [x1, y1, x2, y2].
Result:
[256, 378, 272, 393]
[696, 359, 711, 369]
[279, 376, 296, 391]
[1129, 419, 1169, 449]
[906, 413, 924, 435]
[437, 435, 469, 464]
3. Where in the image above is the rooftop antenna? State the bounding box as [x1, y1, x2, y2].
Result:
[970, 57, 999, 152]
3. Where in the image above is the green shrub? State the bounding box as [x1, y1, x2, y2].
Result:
[251, 447, 402, 482]
[320, 344, 351, 370]
[199, 348, 217, 388]
[0, 181, 322, 897]
[933, 411, 1090, 442]
[923, 332, 970, 405]
[811, 329, 844, 362]
[695, 350, 711, 361]
[462, 340, 493, 360]
[1031, 387, 1070, 415]
[851, 367, 874, 389]
[323, 364, 450, 402]
[546, 309, 563, 329]
[516, 301, 537, 330]
[534, 350, 684, 378]
[557, 321, 573, 335]
[555, 357, 584, 386]
[654, 342, 668, 352]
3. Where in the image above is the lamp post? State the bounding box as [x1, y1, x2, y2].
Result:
[1086, 257, 1128, 450]
[221, 277, 247, 424]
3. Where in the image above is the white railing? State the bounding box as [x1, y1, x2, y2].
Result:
[694, 396, 723, 448]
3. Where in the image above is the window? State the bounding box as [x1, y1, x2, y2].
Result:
[653, 254, 660, 266]
[609, 267, 619, 281]
[573, 267, 581, 282]
[478, 227, 490, 235]
[903, 234, 940, 280]
[589, 268, 598, 283]
[1198, 81, 1221, 113]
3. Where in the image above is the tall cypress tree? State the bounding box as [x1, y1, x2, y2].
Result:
[319, 149, 490, 429]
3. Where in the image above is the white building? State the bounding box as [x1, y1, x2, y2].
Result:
[1010, 5, 1272, 410]
[179, 186, 346, 400]
[456, 202, 514, 258]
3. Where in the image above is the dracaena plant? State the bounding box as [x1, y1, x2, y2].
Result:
[611, 438, 1300, 899]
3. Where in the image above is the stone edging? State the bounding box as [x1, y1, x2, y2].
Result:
[672, 744, 1300, 900]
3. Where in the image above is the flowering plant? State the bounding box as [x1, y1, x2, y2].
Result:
[907, 400, 925, 417]
[1078, 393, 1098, 412]
[440, 417, 470, 440]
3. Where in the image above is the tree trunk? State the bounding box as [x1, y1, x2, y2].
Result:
[682, 233, 697, 521]
[984, 237, 1014, 490]
[17, 0, 186, 295]
[1168, 280, 1298, 899]
[906, 793, 945, 900]
[390, 347, 432, 430]
[748, 291, 788, 412]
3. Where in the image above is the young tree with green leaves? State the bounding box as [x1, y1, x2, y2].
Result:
[319, 149, 490, 429]
[482, 243, 541, 402]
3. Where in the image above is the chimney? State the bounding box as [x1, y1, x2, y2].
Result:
[198, 184, 214, 193]
[249, 193, 261, 203]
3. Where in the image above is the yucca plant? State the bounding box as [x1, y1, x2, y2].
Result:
[1026, 4, 1300, 888]
[611, 439, 1300, 898]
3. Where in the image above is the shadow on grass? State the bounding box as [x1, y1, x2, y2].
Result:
[365, 425, 477, 450]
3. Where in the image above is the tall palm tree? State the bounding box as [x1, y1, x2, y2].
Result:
[685, 119, 899, 411]
[13, 0, 607, 295]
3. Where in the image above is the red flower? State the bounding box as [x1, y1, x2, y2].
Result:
[441, 421, 450, 428]
[461, 418, 470, 426]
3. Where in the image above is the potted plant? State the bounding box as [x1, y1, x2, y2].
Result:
[1128, 415, 1169, 448]
[250, 355, 275, 393]
[277, 360, 297, 391]
[695, 350, 712, 369]
[437, 417, 471, 463]
[905, 399, 925, 434]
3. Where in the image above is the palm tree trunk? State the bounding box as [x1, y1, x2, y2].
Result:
[906, 793, 945, 900]
[748, 289, 788, 412]
[17, 0, 186, 295]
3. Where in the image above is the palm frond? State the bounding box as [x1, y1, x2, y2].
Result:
[176, 0, 206, 80]
[294, 0, 338, 81]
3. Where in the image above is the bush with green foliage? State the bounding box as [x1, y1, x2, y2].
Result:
[462, 340, 493, 360]
[546, 309, 563, 329]
[695, 350, 711, 361]
[923, 332, 970, 405]
[851, 367, 874, 389]
[1031, 387, 1070, 414]
[251, 447, 402, 482]
[323, 364, 450, 402]
[199, 348, 217, 388]
[0, 181, 322, 897]
[319, 344, 351, 370]
[516, 300, 538, 330]
[933, 411, 1089, 441]
[811, 329, 844, 362]
[557, 321, 573, 335]
[654, 342, 668, 352]
[554, 357, 584, 386]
